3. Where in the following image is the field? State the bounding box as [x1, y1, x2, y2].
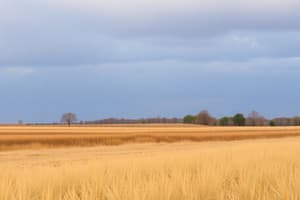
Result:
[1, 125, 300, 199]
[2, 124, 300, 151]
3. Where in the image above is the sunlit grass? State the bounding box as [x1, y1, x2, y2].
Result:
[1, 125, 300, 151]
[1, 138, 300, 199]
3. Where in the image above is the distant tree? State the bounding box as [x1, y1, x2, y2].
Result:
[269, 120, 275, 126]
[183, 115, 196, 124]
[218, 117, 233, 126]
[291, 117, 300, 126]
[232, 113, 245, 126]
[195, 110, 216, 125]
[272, 117, 291, 126]
[61, 113, 77, 126]
[170, 118, 180, 123]
[246, 111, 266, 126]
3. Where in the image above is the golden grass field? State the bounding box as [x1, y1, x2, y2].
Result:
[2, 124, 300, 151]
[2, 125, 300, 199]
[1, 137, 300, 199]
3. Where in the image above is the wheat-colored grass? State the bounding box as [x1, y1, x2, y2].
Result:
[2, 125, 300, 151]
[1, 138, 300, 200]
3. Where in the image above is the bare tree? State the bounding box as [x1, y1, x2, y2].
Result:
[291, 117, 300, 126]
[195, 110, 216, 125]
[272, 117, 290, 126]
[246, 111, 266, 126]
[61, 113, 77, 126]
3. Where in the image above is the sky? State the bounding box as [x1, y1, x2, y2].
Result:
[1, 0, 300, 123]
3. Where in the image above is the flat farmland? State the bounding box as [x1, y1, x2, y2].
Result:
[1, 124, 300, 151]
[2, 138, 300, 199]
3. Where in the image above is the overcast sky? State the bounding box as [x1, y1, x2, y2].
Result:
[1, 0, 300, 122]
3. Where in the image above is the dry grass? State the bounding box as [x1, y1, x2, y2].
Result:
[2, 125, 300, 151]
[1, 138, 300, 199]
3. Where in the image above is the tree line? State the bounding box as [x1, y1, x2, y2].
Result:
[183, 110, 300, 126]
[57, 111, 300, 126]
[86, 117, 183, 124]
[59, 113, 183, 126]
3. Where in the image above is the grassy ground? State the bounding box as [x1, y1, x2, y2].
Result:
[1, 124, 300, 151]
[1, 137, 300, 199]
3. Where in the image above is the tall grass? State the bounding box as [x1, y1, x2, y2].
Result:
[1, 139, 300, 199]
[2, 125, 300, 151]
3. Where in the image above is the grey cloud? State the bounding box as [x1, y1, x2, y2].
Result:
[3, 0, 300, 37]
[41, 0, 300, 37]
[1, 0, 300, 68]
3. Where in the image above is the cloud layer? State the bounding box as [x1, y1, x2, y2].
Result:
[1, 0, 300, 122]
[1, 0, 300, 67]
